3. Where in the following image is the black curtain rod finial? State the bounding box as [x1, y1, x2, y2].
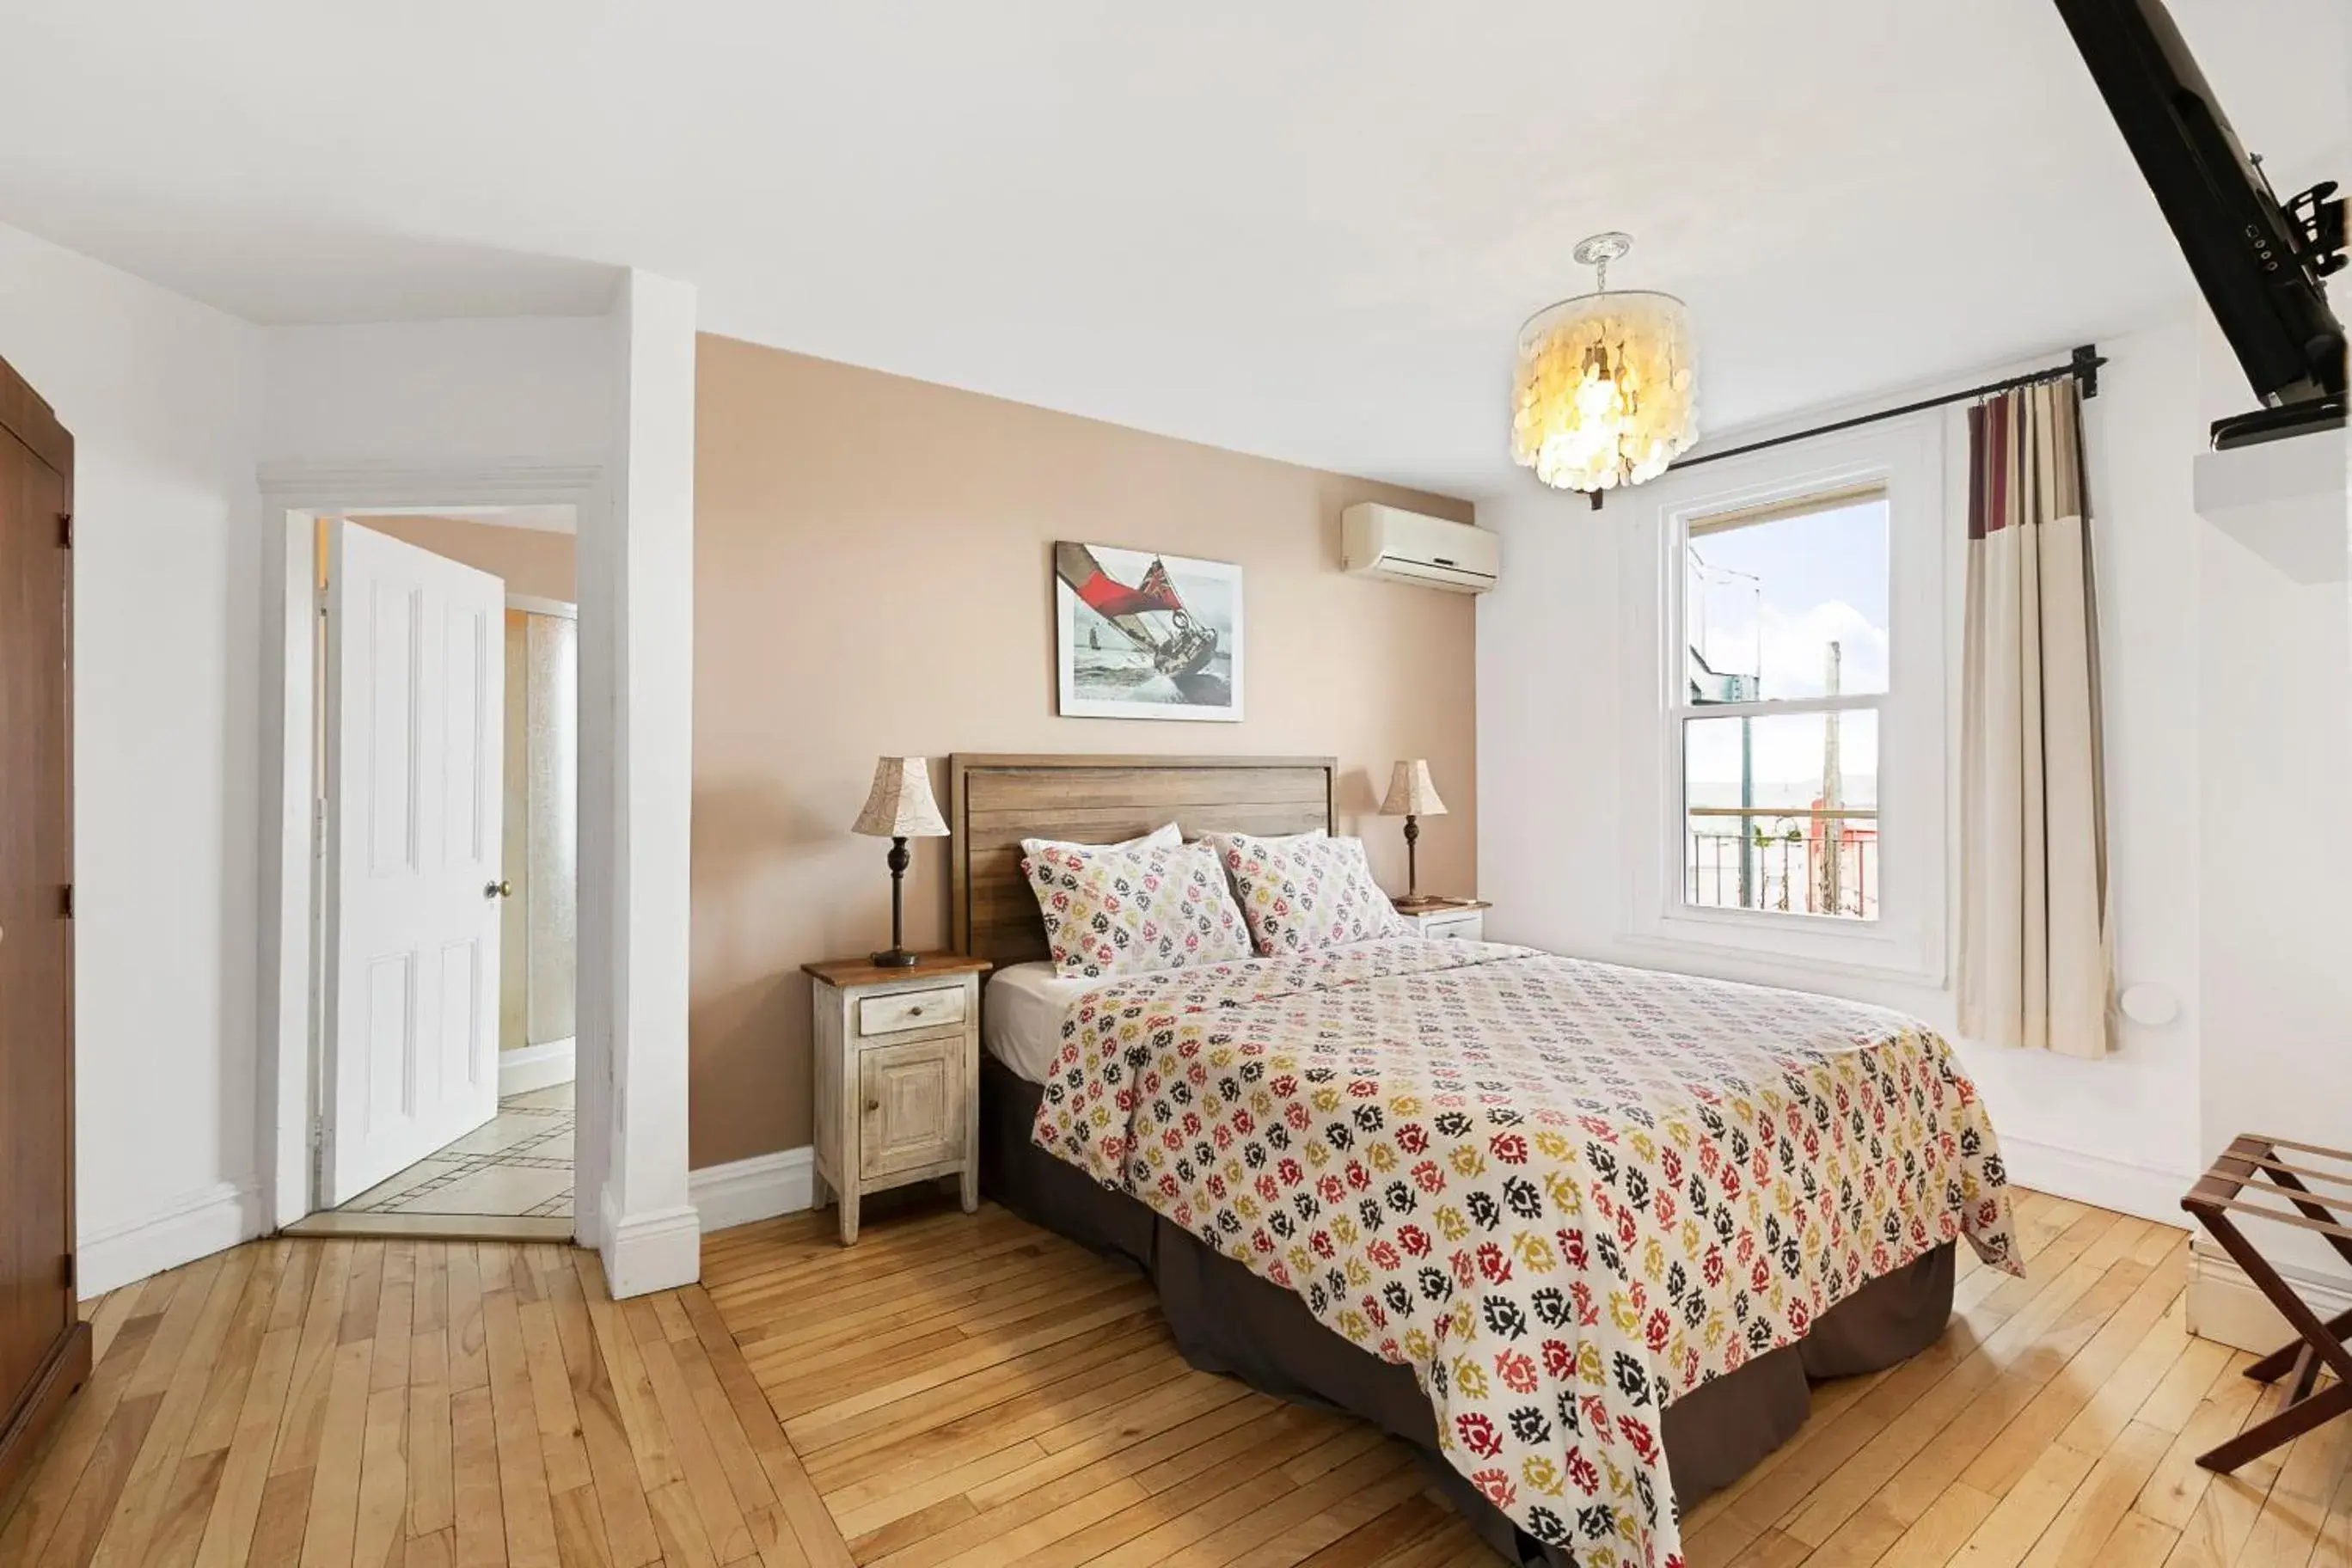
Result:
[2070, 343, 2107, 400]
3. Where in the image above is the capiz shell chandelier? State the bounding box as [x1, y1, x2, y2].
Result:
[1510, 232, 1698, 493]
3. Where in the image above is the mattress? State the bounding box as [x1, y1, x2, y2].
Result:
[1021, 934, 2019, 1566]
[981, 960, 1104, 1082]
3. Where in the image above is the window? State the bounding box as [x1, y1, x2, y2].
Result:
[1616, 418, 1945, 982]
[1681, 486, 1887, 922]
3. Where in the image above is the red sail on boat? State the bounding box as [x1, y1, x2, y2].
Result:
[1055, 542, 1219, 682]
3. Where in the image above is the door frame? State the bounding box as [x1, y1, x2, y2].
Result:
[257, 460, 691, 1294]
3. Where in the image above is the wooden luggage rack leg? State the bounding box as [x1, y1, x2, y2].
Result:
[2182, 1133, 2352, 1473]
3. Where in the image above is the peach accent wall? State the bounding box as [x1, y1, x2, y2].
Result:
[691, 334, 1480, 1168]
[361, 513, 577, 603]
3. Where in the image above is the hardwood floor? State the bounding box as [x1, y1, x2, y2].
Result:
[0, 1187, 2343, 1567]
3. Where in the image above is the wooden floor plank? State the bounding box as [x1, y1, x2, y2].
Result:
[548, 1258, 663, 1568]
[484, 1273, 562, 1568]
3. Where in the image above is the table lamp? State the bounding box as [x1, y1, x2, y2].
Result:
[850, 756, 950, 967]
[1379, 759, 1448, 910]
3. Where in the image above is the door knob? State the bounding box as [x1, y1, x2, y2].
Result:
[486, 879, 512, 899]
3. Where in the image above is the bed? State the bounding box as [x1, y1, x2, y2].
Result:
[948, 754, 2018, 1568]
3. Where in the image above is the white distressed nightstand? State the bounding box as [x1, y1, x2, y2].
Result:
[1393, 897, 1490, 942]
[804, 952, 992, 1245]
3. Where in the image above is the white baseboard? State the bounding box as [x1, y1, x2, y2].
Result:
[2188, 1244, 2352, 1355]
[78, 1180, 264, 1300]
[598, 1191, 701, 1300]
[1997, 1136, 2194, 1228]
[689, 1147, 816, 1235]
[499, 1038, 576, 1098]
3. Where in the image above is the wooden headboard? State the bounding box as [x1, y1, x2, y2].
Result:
[947, 753, 1337, 965]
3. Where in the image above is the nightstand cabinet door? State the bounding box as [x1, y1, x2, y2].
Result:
[859, 1037, 966, 1179]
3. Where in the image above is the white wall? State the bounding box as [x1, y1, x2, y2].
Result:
[0, 223, 638, 1295]
[256, 296, 707, 1299]
[2192, 314, 2352, 1291]
[1479, 314, 2214, 1226]
[253, 311, 622, 1237]
[260, 316, 614, 467]
[0, 220, 269, 1295]
[1954, 319, 2208, 1217]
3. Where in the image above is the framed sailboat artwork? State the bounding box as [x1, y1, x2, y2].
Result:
[1053, 542, 1243, 721]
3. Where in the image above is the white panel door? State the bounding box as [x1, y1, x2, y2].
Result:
[324, 520, 506, 1205]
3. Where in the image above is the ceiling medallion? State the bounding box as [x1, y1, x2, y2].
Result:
[1510, 231, 1699, 494]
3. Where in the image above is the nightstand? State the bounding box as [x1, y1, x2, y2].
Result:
[805, 952, 993, 1245]
[1394, 897, 1490, 942]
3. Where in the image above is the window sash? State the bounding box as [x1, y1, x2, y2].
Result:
[1671, 691, 1883, 722]
[1672, 492, 1888, 926]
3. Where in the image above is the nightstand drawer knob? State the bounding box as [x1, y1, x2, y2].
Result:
[865, 1098, 880, 1114]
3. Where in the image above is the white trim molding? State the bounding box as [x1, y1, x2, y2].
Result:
[2188, 1242, 2352, 1357]
[689, 1147, 818, 1236]
[589, 270, 701, 1296]
[256, 461, 606, 508]
[599, 1192, 703, 1302]
[1996, 1136, 2196, 1228]
[499, 1039, 577, 1098]
[79, 1181, 264, 1300]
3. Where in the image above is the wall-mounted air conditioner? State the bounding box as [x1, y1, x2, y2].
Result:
[1340, 504, 1500, 595]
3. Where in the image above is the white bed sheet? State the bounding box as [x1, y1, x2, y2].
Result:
[983, 961, 1108, 1082]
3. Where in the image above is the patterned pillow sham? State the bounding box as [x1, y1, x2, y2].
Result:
[1204, 830, 1412, 955]
[1020, 836, 1253, 979]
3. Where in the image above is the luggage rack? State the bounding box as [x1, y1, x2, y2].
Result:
[2183, 1133, 2352, 1472]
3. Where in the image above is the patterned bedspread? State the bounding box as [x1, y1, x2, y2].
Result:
[1029, 938, 2018, 1568]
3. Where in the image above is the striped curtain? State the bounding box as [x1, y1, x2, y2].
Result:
[1957, 377, 2111, 1057]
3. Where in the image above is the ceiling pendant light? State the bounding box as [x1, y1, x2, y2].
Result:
[1510, 231, 1698, 494]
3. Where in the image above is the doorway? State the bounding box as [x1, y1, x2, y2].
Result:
[289, 508, 579, 1240]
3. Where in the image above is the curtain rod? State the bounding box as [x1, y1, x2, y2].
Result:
[1588, 344, 2106, 510]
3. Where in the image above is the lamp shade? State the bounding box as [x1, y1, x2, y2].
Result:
[850, 756, 949, 838]
[1510, 233, 1698, 495]
[1379, 760, 1447, 818]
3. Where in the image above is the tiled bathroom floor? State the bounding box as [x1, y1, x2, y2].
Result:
[334, 1080, 574, 1217]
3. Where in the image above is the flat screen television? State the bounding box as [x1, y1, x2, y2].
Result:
[2054, 0, 2345, 447]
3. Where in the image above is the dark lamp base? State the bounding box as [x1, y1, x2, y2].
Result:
[869, 947, 921, 969]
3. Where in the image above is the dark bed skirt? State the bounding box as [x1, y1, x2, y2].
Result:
[979, 1056, 1954, 1566]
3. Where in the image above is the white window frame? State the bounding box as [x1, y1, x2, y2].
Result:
[1616, 415, 1947, 983]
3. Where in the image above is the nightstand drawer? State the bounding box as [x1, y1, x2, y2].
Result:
[1424, 914, 1483, 941]
[859, 1037, 967, 1179]
[856, 984, 967, 1038]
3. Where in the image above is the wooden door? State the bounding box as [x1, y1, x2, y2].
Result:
[0, 352, 87, 1503]
[322, 520, 506, 1204]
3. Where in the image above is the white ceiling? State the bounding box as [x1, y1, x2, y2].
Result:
[0, 1, 2341, 500]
